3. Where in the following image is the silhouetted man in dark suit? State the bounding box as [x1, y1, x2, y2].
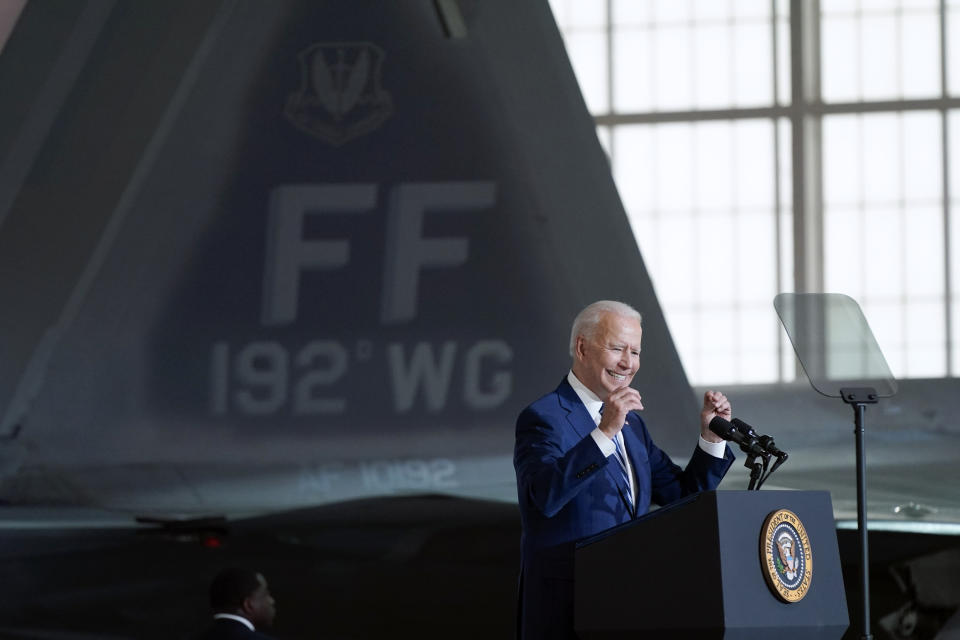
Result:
[192, 567, 277, 639]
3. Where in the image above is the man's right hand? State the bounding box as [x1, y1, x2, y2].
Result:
[598, 386, 644, 438]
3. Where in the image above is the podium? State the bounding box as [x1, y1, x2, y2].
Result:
[574, 490, 848, 639]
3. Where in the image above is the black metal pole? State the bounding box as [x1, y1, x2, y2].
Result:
[842, 387, 877, 640]
[746, 454, 763, 491]
[854, 401, 872, 640]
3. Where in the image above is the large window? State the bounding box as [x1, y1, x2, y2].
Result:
[550, 0, 960, 385]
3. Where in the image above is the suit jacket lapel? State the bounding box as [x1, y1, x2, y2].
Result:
[556, 378, 594, 439]
[559, 379, 638, 516]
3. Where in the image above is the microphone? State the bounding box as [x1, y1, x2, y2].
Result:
[708, 416, 766, 457]
[731, 418, 787, 459]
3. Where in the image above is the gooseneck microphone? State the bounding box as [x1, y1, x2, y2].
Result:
[710, 416, 789, 490]
[732, 418, 787, 459]
[708, 416, 766, 457]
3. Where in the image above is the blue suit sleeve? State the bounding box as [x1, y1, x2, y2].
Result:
[514, 406, 609, 518]
[635, 419, 734, 506]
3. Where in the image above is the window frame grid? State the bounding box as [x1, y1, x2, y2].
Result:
[554, 0, 960, 384]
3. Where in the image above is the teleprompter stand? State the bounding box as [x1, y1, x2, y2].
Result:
[774, 294, 897, 640]
[841, 386, 879, 640]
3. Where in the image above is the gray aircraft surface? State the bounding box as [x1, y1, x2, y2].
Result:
[1, 1, 959, 639]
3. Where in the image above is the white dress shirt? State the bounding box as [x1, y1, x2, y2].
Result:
[213, 613, 255, 631]
[566, 370, 727, 505]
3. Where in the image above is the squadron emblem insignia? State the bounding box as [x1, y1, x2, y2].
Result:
[284, 42, 393, 146]
[760, 509, 813, 603]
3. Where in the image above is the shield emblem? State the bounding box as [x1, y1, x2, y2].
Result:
[284, 42, 393, 146]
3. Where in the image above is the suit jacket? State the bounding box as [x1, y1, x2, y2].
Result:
[513, 378, 734, 640]
[190, 618, 275, 640]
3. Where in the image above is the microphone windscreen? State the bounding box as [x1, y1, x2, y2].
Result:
[709, 416, 736, 440]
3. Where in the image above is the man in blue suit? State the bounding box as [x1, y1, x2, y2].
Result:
[514, 300, 735, 639]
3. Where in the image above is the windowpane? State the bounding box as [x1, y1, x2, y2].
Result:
[860, 14, 899, 100]
[863, 206, 904, 297]
[618, 119, 780, 385]
[776, 9, 791, 104]
[697, 309, 736, 383]
[861, 114, 901, 202]
[903, 112, 942, 201]
[696, 211, 737, 302]
[823, 115, 863, 206]
[823, 3, 941, 102]
[774, 124, 791, 373]
[897, 0, 938, 9]
[905, 206, 945, 297]
[776, 117, 792, 311]
[653, 26, 693, 110]
[612, 125, 656, 216]
[653, 0, 692, 23]
[695, 123, 734, 210]
[822, 0, 860, 12]
[566, 0, 607, 28]
[733, 22, 773, 105]
[824, 207, 865, 294]
[737, 306, 780, 383]
[824, 111, 946, 380]
[735, 120, 775, 209]
[860, 0, 907, 13]
[906, 301, 947, 376]
[952, 111, 960, 200]
[654, 123, 695, 211]
[565, 31, 609, 113]
[612, 0, 649, 25]
[612, 3, 774, 112]
[613, 29, 654, 112]
[777, 118, 792, 210]
[693, 0, 729, 21]
[821, 16, 859, 102]
[658, 212, 698, 305]
[693, 23, 733, 108]
[950, 110, 960, 373]
[732, 0, 770, 20]
[667, 309, 697, 372]
[950, 3, 960, 96]
[555, 2, 951, 383]
[779, 202, 793, 294]
[737, 212, 777, 302]
[901, 12, 940, 97]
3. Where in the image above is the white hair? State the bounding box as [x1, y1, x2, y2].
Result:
[568, 300, 643, 357]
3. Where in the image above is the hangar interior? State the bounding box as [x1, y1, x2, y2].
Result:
[1, 1, 960, 638]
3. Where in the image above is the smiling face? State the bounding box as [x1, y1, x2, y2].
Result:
[571, 311, 643, 400]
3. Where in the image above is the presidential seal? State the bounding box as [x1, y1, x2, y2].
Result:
[760, 509, 813, 603]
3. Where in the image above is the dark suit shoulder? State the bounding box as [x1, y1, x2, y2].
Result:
[190, 618, 274, 640]
[522, 383, 564, 411]
[518, 378, 580, 417]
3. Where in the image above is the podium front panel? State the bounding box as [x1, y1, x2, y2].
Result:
[574, 490, 848, 639]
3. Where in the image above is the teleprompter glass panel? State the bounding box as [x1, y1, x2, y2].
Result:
[775, 293, 897, 398]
